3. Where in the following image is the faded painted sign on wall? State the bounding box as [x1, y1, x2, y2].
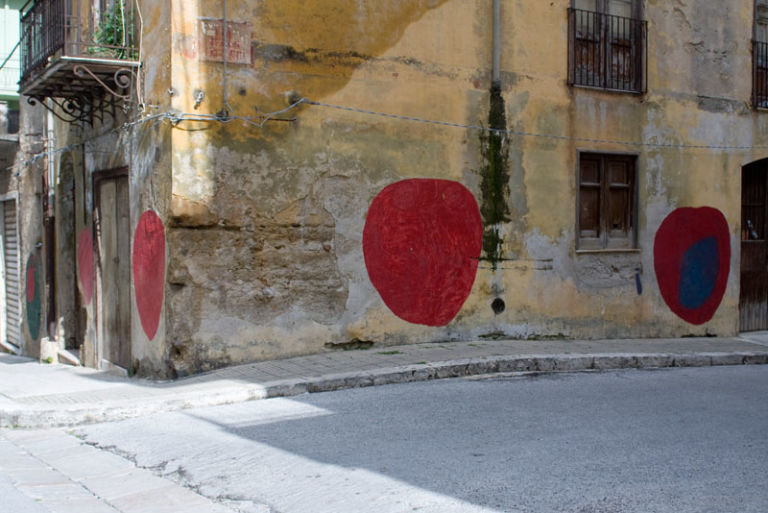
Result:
[198, 19, 252, 64]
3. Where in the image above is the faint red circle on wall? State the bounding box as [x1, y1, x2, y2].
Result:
[132, 210, 166, 341]
[77, 228, 95, 304]
[363, 179, 483, 326]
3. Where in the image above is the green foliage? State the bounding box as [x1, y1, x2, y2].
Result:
[91, 2, 137, 59]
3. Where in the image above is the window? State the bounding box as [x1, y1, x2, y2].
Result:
[754, 1, 768, 108]
[568, 0, 647, 93]
[578, 153, 637, 250]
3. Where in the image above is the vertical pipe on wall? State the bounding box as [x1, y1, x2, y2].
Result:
[492, 0, 501, 86]
[221, 0, 233, 116]
[44, 100, 55, 339]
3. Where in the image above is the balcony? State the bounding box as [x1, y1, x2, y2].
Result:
[568, 8, 647, 94]
[0, 61, 20, 98]
[19, 0, 140, 124]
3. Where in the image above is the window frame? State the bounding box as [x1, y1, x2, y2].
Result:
[574, 1, 643, 19]
[576, 151, 639, 251]
[753, 1, 768, 108]
[567, 0, 647, 94]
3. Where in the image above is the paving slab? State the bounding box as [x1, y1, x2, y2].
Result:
[0, 429, 237, 513]
[1, 335, 768, 428]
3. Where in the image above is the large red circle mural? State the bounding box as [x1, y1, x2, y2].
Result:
[132, 210, 166, 340]
[654, 207, 730, 325]
[363, 179, 483, 326]
[77, 228, 95, 304]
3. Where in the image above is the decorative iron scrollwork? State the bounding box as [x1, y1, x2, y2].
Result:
[28, 92, 121, 126]
[73, 64, 135, 101]
[25, 63, 137, 126]
[27, 95, 88, 124]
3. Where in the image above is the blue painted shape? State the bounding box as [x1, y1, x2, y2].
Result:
[679, 237, 719, 310]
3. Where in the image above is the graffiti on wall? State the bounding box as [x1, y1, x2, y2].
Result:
[77, 228, 95, 304]
[132, 211, 166, 340]
[25, 253, 41, 341]
[654, 207, 730, 325]
[363, 179, 483, 326]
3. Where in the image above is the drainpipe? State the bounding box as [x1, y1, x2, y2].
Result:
[492, 0, 501, 87]
[43, 100, 57, 339]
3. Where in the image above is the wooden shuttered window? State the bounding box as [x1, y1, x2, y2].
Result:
[578, 153, 636, 250]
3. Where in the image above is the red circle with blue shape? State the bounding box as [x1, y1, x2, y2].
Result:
[653, 207, 730, 325]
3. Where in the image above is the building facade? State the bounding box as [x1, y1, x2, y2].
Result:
[0, 0, 32, 356]
[8, 0, 768, 377]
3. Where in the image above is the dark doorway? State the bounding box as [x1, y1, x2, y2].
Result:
[740, 158, 768, 331]
[94, 169, 131, 369]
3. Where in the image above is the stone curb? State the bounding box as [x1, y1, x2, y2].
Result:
[2, 351, 766, 429]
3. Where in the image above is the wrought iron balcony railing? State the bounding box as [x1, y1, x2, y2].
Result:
[20, 0, 138, 81]
[568, 8, 647, 93]
[0, 62, 20, 96]
[20, 0, 66, 82]
[18, 0, 140, 124]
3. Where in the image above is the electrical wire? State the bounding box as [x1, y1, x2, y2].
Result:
[15, 93, 768, 172]
[303, 99, 768, 151]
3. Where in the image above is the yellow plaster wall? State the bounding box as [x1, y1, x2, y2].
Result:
[153, 0, 768, 374]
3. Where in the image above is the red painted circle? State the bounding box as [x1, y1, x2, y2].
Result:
[363, 179, 483, 326]
[132, 210, 166, 340]
[77, 229, 95, 304]
[653, 207, 730, 325]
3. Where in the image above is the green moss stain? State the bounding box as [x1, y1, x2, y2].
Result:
[479, 83, 510, 269]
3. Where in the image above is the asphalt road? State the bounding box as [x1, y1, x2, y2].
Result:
[75, 366, 768, 513]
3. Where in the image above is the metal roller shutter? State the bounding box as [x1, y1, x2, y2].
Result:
[3, 199, 21, 347]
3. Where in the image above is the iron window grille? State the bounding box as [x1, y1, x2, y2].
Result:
[754, 40, 768, 109]
[568, 8, 647, 93]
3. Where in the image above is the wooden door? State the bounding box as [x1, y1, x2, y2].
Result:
[740, 160, 768, 331]
[95, 172, 131, 369]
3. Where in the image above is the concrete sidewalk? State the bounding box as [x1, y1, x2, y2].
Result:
[0, 429, 240, 513]
[2, 335, 768, 428]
